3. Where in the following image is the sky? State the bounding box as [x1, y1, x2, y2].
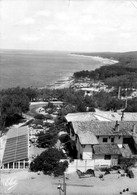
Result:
[0, 0, 137, 52]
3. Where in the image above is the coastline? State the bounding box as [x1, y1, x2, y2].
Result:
[0, 50, 119, 90]
[44, 75, 74, 89]
[69, 53, 119, 65]
[49, 54, 119, 89]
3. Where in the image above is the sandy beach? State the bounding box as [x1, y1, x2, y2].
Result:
[51, 54, 119, 89]
[1, 169, 137, 195]
[69, 53, 119, 65]
[52, 76, 74, 89]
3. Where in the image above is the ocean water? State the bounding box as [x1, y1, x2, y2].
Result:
[0, 50, 104, 89]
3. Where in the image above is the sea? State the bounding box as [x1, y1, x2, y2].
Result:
[0, 50, 109, 90]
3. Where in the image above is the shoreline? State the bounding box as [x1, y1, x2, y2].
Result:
[69, 53, 119, 65]
[48, 54, 119, 89]
[43, 75, 74, 90]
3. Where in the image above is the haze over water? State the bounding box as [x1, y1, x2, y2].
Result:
[0, 50, 106, 89]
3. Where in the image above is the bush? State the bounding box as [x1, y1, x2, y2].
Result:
[32, 119, 43, 126]
[45, 114, 53, 120]
[53, 161, 68, 177]
[30, 148, 68, 176]
[36, 131, 57, 148]
[34, 114, 45, 120]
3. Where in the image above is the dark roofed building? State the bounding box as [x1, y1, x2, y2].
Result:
[68, 120, 137, 166]
[71, 121, 137, 136]
[93, 144, 121, 167]
[1, 126, 29, 169]
[93, 144, 121, 155]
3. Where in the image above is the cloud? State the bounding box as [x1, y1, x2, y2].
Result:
[18, 17, 35, 25]
[35, 10, 51, 17]
[55, 12, 69, 21]
[17, 10, 51, 26]
[20, 34, 40, 42]
[1, 0, 137, 51]
[44, 24, 57, 31]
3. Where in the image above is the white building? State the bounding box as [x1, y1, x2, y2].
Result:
[81, 88, 99, 96]
[68, 121, 137, 167]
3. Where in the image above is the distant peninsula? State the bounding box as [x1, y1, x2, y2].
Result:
[72, 51, 137, 89]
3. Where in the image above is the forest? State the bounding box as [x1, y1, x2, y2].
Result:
[0, 87, 31, 131]
[1, 87, 137, 134]
[0, 86, 130, 133]
[0, 87, 95, 132]
[1, 52, 137, 132]
[73, 51, 137, 88]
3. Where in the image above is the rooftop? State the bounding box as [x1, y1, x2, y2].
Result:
[2, 126, 29, 164]
[93, 144, 121, 155]
[78, 131, 99, 145]
[65, 112, 98, 122]
[132, 134, 137, 144]
[65, 110, 137, 122]
[95, 109, 137, 121]
[71, 121, 137, 137]
[7, 126, 28, 139]
[81, 88, 99, 92]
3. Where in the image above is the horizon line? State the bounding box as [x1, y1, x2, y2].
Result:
[0, 48, 137, 54]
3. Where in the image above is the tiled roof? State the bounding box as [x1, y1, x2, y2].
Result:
[93, 144, 121, 155]
[65, 112, 98, 122]
[65, 110, 137, 122]
[95, 110, 137, 121]
[94, 111, 120, 121]
[121, 113, 137, 121]
[132, 135, 137, 144]
[120, 144, 132, 158]
[71, 121, 137, 137]
[78, 131, 98, 145]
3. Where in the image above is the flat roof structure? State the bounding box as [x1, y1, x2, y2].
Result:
[65, 112, 98, 122]
[65, 109, 137, 122]
[2, 126, 29, 165]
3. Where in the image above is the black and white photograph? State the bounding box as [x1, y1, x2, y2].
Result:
[0, 0, 137, 194]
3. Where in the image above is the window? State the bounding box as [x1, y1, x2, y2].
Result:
[104, 155, 111, 160]
[103, 138, 108, 143]
[82, 145, 86, 148]
[111, 138, 114, 143]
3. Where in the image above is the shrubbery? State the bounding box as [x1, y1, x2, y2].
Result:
[36, 130, 58, 148]
[30, 148, 68, 176]
[0, 87, 30, 130]
[73, 52, 137, 89]
[124, 98, 137, 112]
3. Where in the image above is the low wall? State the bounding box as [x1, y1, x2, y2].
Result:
[62, 158, 114, 173]
[62, 159, 94, 173]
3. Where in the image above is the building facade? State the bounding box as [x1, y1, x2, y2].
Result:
[68, 121, 137, 167]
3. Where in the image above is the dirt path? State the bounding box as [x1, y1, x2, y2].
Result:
[26, 102, 48, 117]
[1, 170, 137, 195]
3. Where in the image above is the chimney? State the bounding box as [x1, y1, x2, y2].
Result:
[121, 111, 124, 121]
[125, 97, 128, 109]
[118, 86, 121, 99]
[133, 124, 136, 134]
[115, 121, 120, 132]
